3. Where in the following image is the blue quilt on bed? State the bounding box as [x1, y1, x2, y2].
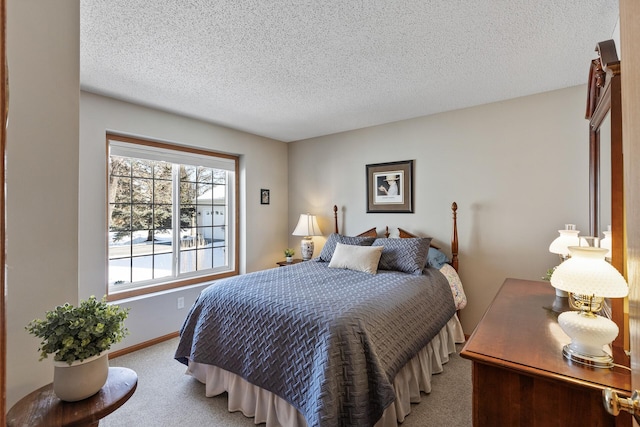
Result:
[175, 260, 455, 427]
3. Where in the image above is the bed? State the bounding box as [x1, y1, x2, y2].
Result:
[175, 203, 466, 427]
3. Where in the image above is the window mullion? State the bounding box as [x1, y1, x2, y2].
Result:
[172, 164, 181, 278]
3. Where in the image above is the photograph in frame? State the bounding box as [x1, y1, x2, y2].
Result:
[260, 189, 270, 205]
[366, 160, 414, 213]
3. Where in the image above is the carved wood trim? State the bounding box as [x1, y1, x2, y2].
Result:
[397, 228, 416, 238]
[586, 39, 621, 239]
[585, 39, 627, 367]
[355, 227, 377, 238]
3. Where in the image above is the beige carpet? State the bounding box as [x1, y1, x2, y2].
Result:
[102, 337, 472, 427]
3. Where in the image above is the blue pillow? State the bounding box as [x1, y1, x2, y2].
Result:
[372, 237, 432, 275]
[318, 233, 376, 262]
[426, 247, 449, 269]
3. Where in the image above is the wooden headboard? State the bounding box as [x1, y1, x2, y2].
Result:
[331, 202, 459, 271]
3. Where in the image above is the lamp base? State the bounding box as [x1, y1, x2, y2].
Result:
[562, 343, 614, 368]
[300, 238, 314, 260]
[557, 311, 618, 369]
[550, 295, 570, 313]
[555, 288, 568, 298]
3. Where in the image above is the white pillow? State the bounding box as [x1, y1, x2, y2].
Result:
[328, 243, 383, 274]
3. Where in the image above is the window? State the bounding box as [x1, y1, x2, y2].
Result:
[107, 134, 238, 299]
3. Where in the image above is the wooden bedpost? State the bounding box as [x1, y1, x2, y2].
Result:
[451, 202, 459, 271]
[333, 205, 338, 234]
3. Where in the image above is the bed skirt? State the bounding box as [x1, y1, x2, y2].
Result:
[186, 314, 465, 427]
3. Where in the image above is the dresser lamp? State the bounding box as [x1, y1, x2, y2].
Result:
[579, 235, 599, 248]
[600, 225, 612, 259]
[548, 224, 580, 297]
[292, 213, 322, 260]
[549, 224, 580, 260]
[550, 246, 628, 368]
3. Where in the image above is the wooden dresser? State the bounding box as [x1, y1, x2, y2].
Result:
[461, 278, 631, 427]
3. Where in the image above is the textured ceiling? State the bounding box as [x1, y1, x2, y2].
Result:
[80, 1, 618, 142]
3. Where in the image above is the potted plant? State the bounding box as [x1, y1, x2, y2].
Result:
[26, 295, 129, 401]
[284, 248, 295, 263]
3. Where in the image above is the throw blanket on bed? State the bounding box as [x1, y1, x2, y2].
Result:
[175, 261, 455, 427]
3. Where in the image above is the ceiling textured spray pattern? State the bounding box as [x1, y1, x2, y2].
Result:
[81, 0, 618, 141]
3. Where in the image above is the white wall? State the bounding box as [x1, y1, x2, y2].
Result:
[5, 0, 80, 408]
[79, 92, 289, 352]
[288, 85, 590, 334]
[5, 0, 289, 405]
[2, 0, 594, 409]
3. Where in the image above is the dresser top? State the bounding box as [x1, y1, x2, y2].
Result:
[461, 278, 631, 393]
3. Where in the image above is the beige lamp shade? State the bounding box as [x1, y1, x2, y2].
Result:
[550, 246, 628, 298]
[292, 214, 322, 237]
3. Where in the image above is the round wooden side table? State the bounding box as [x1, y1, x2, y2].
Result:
[7, 366, 137, 427]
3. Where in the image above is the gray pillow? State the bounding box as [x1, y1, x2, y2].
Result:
[372, 237, 432, 275]
[317, 233, 376, 262]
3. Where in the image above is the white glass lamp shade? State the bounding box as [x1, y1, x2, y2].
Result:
[550, 245, 628, 368]
[601, 226, 612, 259]
[292, 214, 323, 260]
[549, 224, 580, 257]
[550, 246, 628, 297]
[579, 236, 600, 247]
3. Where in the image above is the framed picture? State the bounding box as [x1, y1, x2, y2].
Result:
[260, 189, 270, 205]
[366, 160, 414, 213]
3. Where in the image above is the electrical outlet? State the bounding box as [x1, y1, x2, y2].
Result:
[177, 297, 185, 309]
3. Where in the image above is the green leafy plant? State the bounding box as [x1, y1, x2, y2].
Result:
[284, 248, 295, 257]
[542, 266, 557, 281]
[26, 296, 129, 365]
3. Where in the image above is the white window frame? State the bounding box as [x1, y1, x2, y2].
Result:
[106, 134, 239, 300]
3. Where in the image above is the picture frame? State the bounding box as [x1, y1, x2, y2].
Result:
[260, 189, 270, 205]
[366, 160, 414, 213]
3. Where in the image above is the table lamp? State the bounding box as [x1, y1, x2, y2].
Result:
[600, 225, 612, 259]
[292, 213, 322, 260]
[548, 224, 580, 297]
[549, 224, 580, 260]
[550, 246, 628, 368]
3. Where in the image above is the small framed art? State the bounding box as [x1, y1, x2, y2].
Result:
[260, 189, 270, 205]
[366, 160, 414, 213]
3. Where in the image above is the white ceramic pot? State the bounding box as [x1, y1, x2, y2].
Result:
[286, 256, 293, 263]
[53, 351, 109, 402]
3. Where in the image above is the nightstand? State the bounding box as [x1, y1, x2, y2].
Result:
[276, 258, 303, 267]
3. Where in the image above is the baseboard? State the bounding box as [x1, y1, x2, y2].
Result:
[109, 331, 180, 359]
